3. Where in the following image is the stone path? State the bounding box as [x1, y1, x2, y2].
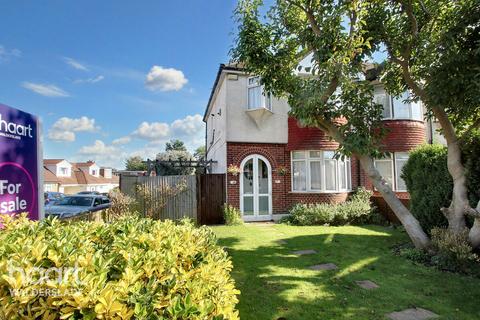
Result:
[355, 280, 379, 290]
[308, 263, 338, 271]
[386, 308, 439, 320]
[291, 249, 317, 255]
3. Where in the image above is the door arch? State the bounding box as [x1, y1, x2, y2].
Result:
[239, 154, 272, 221]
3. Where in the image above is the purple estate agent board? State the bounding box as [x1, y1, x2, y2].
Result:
[0, 103, 42, 220]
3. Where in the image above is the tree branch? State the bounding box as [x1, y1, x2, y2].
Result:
[284, 0, 322, 36]
[461, 117, 480, 140]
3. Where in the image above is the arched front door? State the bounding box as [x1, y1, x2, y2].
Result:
[240, 154, 272, 221]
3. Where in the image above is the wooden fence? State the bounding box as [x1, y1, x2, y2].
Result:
[120, 174, 225, 224]
[121, 175, 197, 221]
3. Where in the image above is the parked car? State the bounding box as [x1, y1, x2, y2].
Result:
[76, 191, 101, 195]
[45, 195, 111, 219]
[44, 192, 65, 206]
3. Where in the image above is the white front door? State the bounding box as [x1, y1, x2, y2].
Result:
[240, 154, 272, 221]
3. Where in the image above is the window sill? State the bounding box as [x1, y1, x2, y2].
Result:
[246, 107, 273, 113]
[289, 190, 352, 194]
[382, 118, 424, 123]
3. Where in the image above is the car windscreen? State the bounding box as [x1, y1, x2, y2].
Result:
[55, 197, 93, 207]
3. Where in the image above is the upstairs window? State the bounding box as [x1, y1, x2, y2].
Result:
[59, 167, 69, 176]
[247, 76, 272, 110]
[375, 91, 423, 121]
[291, 150, 351, 192]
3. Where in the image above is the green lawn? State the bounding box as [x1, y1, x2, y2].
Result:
[212, 223, 480, 320]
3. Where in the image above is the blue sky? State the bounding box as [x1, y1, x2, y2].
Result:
[0, 0, 237, 168]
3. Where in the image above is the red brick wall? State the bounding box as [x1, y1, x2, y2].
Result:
[226, 142, 354, 214]
[226, 142, 289, 214]
[225, 118, 425, 219]
[382, 120, 426, 152]
[287, 117, 339, 150]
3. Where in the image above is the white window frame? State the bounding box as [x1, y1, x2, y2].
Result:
[59, 167, 69, 176]
[291, 150, 352, 193]
[374, 91, 423, 121]
[374, 152, 409, 191]
[394, 152, 409, 192]
[247, 76, 272, 111]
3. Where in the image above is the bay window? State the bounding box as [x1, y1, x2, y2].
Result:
[247, 76, 272, 110]
[291, 151, 351, 192]
[375, 91, 423, 121]
[374, 152, 409, 191]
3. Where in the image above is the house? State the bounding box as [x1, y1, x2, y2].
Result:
[43, 159, 119, 194]
[203, 63, 444, 221]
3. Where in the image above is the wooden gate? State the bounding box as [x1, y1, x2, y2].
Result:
[197, 174, 225, 225]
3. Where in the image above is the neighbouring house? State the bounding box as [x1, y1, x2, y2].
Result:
[203, 63, 445, 222]
[43, 159, 119, 194]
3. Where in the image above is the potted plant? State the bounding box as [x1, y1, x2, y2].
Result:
[276, 165, 288, 176]
[227, 164, 241, 176]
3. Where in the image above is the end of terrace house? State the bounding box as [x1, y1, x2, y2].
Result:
[203, 62, 446, 222]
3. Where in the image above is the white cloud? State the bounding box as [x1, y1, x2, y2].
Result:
[76, 140, 127, 168]
[132, 121, 170, 140]
[47, 130, 75, 142]
[79, 140, 117, 155]
[48, 116, 99, 142]
[145, 65, 188, 92]
[171, 114, 203, 136]
[112, 136, 131, 145]
[0, 45, 21, 63]
[126, 114, 204, 149]
[22, 82, 70, 97]
[63, 57, 89, 71]
[74, 75, 104, 84]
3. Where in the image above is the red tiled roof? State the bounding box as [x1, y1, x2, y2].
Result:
[43, 162, 118, 186]
[73, 161, 96, 168]
[43, 167, 59, 183]
[44, 159, 65, 165]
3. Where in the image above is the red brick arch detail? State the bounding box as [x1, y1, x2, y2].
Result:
[231, 147, 278, 168]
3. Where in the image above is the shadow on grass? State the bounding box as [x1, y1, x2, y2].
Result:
[215, 225, 480, 320]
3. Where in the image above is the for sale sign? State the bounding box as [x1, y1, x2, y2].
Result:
[0, 103, 42, 220]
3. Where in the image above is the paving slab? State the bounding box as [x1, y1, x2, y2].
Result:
[308, 263, 338, 270]
[355, 280, 379, 290]
[291, 249, 317, 255]
[386, 308, 439, 320]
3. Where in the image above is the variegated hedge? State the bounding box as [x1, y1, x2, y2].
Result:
[0, 215, 239, 319]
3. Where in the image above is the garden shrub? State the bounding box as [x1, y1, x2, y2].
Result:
[104, 189, 136, 221]
[402, 144, 451, 233]
[402, 139, 480, 234]
[461, 129, 480, 206]
[0, 215, 239, 319]
[430, 227, 478, 273]
[286, 188, 379, 226]
[223, 204, 243, 226]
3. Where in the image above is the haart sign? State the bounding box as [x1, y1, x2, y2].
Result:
[0, 103, 42, 220]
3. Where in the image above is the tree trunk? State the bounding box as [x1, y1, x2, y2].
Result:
[357, 155, 431, 249]
[441, 139, 468, 232]
[432, 108, 468, 232]
[468, 201, 480, 249]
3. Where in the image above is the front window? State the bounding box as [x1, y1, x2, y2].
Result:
[59, 167, 69, 176]
[375, 91, 423, 121]
[374, 152, 409, 191]
[291, 151, 351, 192]
[247, 76, 272, 110]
